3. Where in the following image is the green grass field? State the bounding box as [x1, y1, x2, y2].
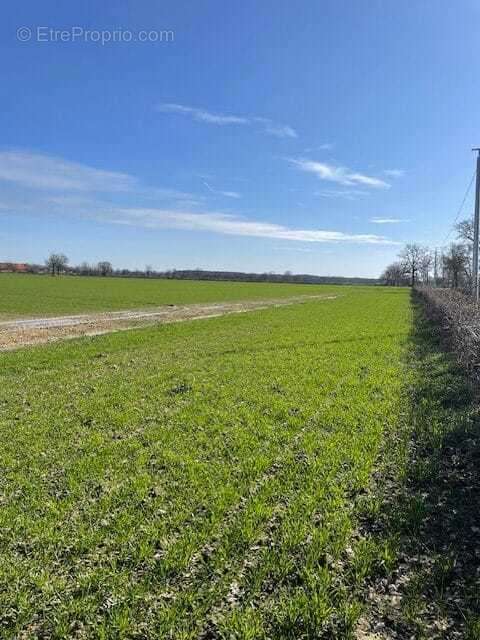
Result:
[0, 287, 413, 638]
[0, 274, 344, 319]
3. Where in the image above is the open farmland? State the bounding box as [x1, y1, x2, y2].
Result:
[6, 2, 480, 637]
[0, 274, 344, 319]
[2, 286, 477, 638]
[0, 286, 419, 638]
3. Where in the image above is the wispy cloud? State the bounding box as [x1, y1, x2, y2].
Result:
[315, 188, 368, 200]
[253, 117, 297, 139]
[203, 181, 241, 199]
[273, 245, 313, 253]
[0, 149, 398, 247]
[383, 169, 405, 178]
[157, 103, 297, 138]
[0, 150, 205, 209]
[289, 158, 390, 189]
[369, 217, 408, 224]
[0, 150, 136, 192]
[157, 103, 249, 125]
[108, 208, 397, 244]
[304, 143, 334, 152]
[144, 186, 201, 201]
[265, 123, 297, 139]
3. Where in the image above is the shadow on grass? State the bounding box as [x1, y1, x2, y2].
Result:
[361, 291, 480, 639]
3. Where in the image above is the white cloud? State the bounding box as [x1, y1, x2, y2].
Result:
[384, 169, 405, 178]
[219, 191, 241, 199]
[315, 189, 368, 200]
[273, 245, 313, 253]
[203, 181, 241, 199]
[0, 150, 136, 192]
[303, 143, 334, 152]
[264, 123, 297, 139]
[369, 217, 407, 224]
[268, 124, 297, 139]
[157, 103, 249, 125]
[0, 150, 205, 209]
[0, 149, 399, 248]
[289, 158, 390, 189]
[254, 117, 297, 139]
[145, 186, 201, 201]
[107, 208, 398, 245]
[158, 104, 297, 138]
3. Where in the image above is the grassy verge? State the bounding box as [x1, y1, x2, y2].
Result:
[355, 292, 480, 639]
[0, 288, 410, 638]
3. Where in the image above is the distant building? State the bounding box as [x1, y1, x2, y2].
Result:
[0, 262, 29, 273]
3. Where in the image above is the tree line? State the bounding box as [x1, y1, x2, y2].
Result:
[44, 254, 114, 277]
[18, 253, 379, 286]
[381, 217, 474, 289]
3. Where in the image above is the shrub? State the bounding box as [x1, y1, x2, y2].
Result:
[416, 287, 480, 380]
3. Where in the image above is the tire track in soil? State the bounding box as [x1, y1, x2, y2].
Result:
[0, 295, 338, 350]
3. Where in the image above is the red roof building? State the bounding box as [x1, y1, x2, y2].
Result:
[0, 262, 29, 273]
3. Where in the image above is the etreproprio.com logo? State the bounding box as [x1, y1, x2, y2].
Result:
[16, 26, 175, 45]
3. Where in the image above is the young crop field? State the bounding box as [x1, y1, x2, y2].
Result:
[0, 274, 344, 319]
[3, 286, 479, 638]
[1, 286, 418, 638]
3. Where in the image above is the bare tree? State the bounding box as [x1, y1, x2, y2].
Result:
[455, 217, 474, 289]
[442, 243, 470, 289]
[79, 261, 94, 276]
[455, 217, 474, 243]
[398, 244, 426, 287]
[145, 264, 153, 277]
[97, 261, 113, 277]
[46, 253, 69, 276]
[420, 250, 433, 284]
[381, 262, 408, 286]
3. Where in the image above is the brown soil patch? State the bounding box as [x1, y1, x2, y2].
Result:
[0, 295, 337, 350]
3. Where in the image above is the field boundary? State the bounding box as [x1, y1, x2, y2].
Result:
[354, 293, 480, 638]
[0, 294, 339, 350]
[416, 286, 480, 381]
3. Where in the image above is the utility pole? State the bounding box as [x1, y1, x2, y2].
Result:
[473, 148, 480, 301]
[434, 248, 438, 287]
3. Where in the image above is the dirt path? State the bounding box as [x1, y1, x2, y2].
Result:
[0, 294, 337, 350]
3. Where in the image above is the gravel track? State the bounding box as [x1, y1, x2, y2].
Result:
[0, 294, 337, 350]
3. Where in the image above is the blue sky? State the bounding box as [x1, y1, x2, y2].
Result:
[1, 1, 479, 277]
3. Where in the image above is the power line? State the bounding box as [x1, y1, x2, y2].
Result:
[442, 169, 476, 244]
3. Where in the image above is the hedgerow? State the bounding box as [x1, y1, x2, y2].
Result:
[416, 286, 480, 380]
